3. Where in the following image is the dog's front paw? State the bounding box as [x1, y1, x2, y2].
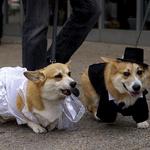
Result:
[32, 124, 47, 133]
[94, 112, 100, 120]
[28, 122, 47, 133]
[137, 121, 149, 129]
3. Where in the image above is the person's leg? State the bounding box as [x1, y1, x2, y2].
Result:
[47, 0, 101, 64]
[0, 0, 4, 42]
[22, 0, 50, 70]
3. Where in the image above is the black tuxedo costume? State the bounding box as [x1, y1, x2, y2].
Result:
[88, 63, 149, 123]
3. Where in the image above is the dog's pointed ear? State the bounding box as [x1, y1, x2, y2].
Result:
[66, 60, 71, 67]
[24, 71, 46, 83]
[111, 62, 119, 74]
[101, 57, 117, 63]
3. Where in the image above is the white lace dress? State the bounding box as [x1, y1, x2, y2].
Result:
[0, 66, 85, 129]
[0, 66, 35, 124]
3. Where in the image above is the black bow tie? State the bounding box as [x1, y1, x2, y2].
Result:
[118, 102, 125, 109]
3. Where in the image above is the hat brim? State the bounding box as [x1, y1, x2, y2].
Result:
[117, 58, 149, 68]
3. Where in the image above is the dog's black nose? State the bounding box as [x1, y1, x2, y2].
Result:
[70, 81, 76, 88]
[132, 84, 141, 91]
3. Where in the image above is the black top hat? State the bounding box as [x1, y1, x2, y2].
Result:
[117, 47, 148, 67]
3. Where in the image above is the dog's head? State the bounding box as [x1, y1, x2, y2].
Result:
[24, 62, 76, 101]
[101, 57, 149, 98]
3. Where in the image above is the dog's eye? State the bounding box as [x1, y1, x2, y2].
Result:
[123, 72, 130, 77]
[55, 73, 62, 79]
[68, 72, 71, 76]
[137, 70, 143, 76]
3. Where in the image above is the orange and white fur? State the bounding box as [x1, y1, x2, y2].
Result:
[81, 57, 150, 129]
[0, 63, 77, 133]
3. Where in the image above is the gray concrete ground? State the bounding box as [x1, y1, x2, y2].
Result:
[0, 36, 150, 150]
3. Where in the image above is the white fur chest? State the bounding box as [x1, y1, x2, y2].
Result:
[109, 93, 142, 108]
[33, 100, 63, 127]
[118, 97, 137, 108]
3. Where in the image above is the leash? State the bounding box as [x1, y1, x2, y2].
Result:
[135, 1, 150, 47]
[51, 1, 150, 60]
[50, 0, 59, 64]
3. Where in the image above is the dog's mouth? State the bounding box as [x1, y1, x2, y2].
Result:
[122, 83, 140, 97]
[61, 89, 71, 96]
[130, 91, 141, 97]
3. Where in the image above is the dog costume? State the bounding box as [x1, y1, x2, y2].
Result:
[0, 66, 85, 129]
[88, 48, 149, 123]
[0, 66, 41, 125]
[88, 63, 149, 123]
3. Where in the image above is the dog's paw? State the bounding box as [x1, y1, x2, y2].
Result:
[137, 121, 149, 129]
[94, 112, 100, 120]
[28, 122, 47, 133]
[32, 124, 47, 133]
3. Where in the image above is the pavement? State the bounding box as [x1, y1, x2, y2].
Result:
[0, 36, 150, 150]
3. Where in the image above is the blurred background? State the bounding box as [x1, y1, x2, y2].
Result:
[2, 0, 150, 45]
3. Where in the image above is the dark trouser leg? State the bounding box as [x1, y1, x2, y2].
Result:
[22, 0, 50, 71]
[97, 100, 117, 123]
[132, 97, 149, 123]
[0, 0, 4, 39]
[47, 0, 101, 63]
